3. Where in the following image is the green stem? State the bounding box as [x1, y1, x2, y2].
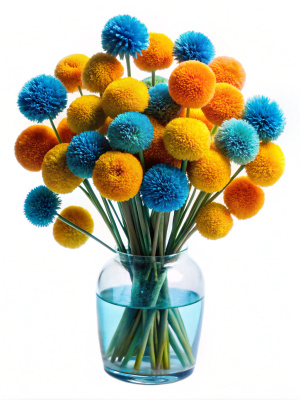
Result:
[155, 309, 168, 368]
[152, 70, 155, 86]
[121, 202, 141, 255]
[210, 124, 218, 136]
[125, 54, 131, 77]
[130, 199, 147, 255]
[108, 200, 128, 239]
[102, 196, 126, 252]
[173, 226, 197, 253]
[181, 159, 188, 174]
[168, 311, 194, 364]
[78, 85, 83, 96]
[105, 308, 130, 357]
[152, 212, 162, 256]
[48, 115, 61, 143]
[135, 195, 151, 254]
[120, 324, 142, 367]
[139, 150, 146, 173]
[186, 108, 190, 118]
[168, 327, 188, 367]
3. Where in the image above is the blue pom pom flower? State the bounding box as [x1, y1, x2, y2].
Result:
[145, 84, 182, 124]
[18, 75, 68, 123]
[24, 185, 61, 227]
[215, 119, 260, 165]
[140, 164, 189, 212]
[101, 15, 149, 59]
[66, 131, 111, 179]
[107, 112, 154, 154]
[173, 31, 215, 64]
[243, 95, 285, 142]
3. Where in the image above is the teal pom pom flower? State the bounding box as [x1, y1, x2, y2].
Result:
[24, 185, 61, 227]
[17, 75, 67, 123]
[215, 119, 259, 165]
[101, 15, 149, 59]
[140, 164, 189, 212]
[107, 112, 154, 154]
[173, 31, 215, 64]
[66, 131, 111, 179]
[243, 95, 285, 142]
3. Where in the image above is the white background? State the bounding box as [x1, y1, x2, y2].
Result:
[1, 0, 300, 399]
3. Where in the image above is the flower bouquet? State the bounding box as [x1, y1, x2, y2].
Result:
[15, 15, 286, 384]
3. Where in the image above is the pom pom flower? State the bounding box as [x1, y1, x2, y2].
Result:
[57, 118, 76, 143]
[173, 31, 215, 64]
[98, 117, 113, 135]
[101, 15, 149, 59]
[24, 185, 61, 227]
[18, 75, 67, 123]
[209, 56, 246, 90]
[142, 75, 168, 89]
[178, 108, 214, 130]
[107, 112, 153, 154]
[140, 164, 189, 212]
[196, 202, 233, 240]
[54, 54, 89, 92]
[66, 131, 111, 178]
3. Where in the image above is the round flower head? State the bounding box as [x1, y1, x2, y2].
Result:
[93, 151, 143, 201]
[196, 202, 233, 240]
[202, 83, 244, 126]
[101, 14, 149, 59]
[178, 108, 214, 130]
[134, 32, 173, 72]
[53, 206, 94, 249]
[42, 143, 83, 193]
[209, 56, 246, 90]
[107, 112, 153, 153]
[15, 125, 59, 171]
[188, 149, 231, 192]
[169, 60, 216, 108]
[82, 53, 124, 94]
[145, 84, 182, 124]
[98, 117, 113, 135]
[67, 95, 106, 134]
[245, 142, 285, 187]
[66, 131, 111, 179]
[140, 164, 189, 212]
[224, 176, 264, 219]
[214, 118, 259, 164]
[102, 77, 149, 118]
[18, 75, 67, 123]
[24, 185, 61, 227]
[142, 75, 168, 89]
[243, 96, 285, 142]
[57, 118, 77, 143]
[163, 118, 210, 161]
[54, 54, 89, 92]
[173, 31, 215, 64]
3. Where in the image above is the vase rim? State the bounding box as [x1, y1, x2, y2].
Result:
[115, 247, 188, 259]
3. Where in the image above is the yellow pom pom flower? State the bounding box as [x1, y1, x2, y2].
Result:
[67, 95, 106, 134]
[202, 83, 244, 126]
[196, 202, 233, 240]
[163, 117, 210, 161]
[57, 118, 77, 143]
[42, 143, 83, 193]
[134, 32, 173, 72]
[169, 60, 216, 109]
[15, 125, 59, 171]
[178, 108, 215, 130]
[188, 149, 231, 192]
[102, 78, 149, 118]
[245, 142, 285, 187]
[98, 117, 113, 136]
[224, 176, 264, 219]
[209, 56, 246, 90]
[54, 54, 89, 92]
[82, 52, 124, 95]
[93, 151, 143, 201]
[53, 206, 94, 249]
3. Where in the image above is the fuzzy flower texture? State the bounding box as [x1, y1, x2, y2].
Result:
[173, 31, 215, 64]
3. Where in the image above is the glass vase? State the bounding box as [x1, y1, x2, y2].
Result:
[96, 249, 204, 385]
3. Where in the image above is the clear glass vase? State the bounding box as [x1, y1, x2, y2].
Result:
[96, 249, 205, 385]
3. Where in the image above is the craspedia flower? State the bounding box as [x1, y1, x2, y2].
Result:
[209, 56, 246, 90]
[15, 125, 59, 171]
[142, 75, 168, 89]
[245, 142, 285, 186]
[102, 77, 149, 118]
[42, 143, 83, 193]
[53, 206, 94, 249]
[243, 96, 285, 142]
[173, 31, 215, 64]
[67, 95, 106, 134]
[202, 83, 244, 126]
[82, 53, 124, 94]
[178, 108, 214, 130]
[144, 84, 182, 124]
[54, 54, 89, 92]
[101, 14, 149, 59]
[140, 164, 189, 212]
[57, 118, 77, 143]
[66, 131, 111, 179]
[224, 176, 264, 219]
[187, 149, 231, 192]
[196, 202, 233, 240]
[24, 185, 61, 227]
[163, 118, 210, 161]
[134, 32, 173, 72]
[93, 151, 143, 201]
[98, 117, 113, 135]
[18, 75, 67, 123]
[169, 60, 216, 109]
[107, 112, 153, 153]
[214, 118, 259, 164]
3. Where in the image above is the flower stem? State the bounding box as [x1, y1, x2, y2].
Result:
[210, 124, 218, 136]
[125, 54, 131, 77]
[181, 159, 188, 174]
[78, 86, 83, 96]
[48, 115, 61, 143]
[139, 150, 145, 173]
[152, 70, 155, 86]
[133, 309, 156, 370]
[186, 108, 190, 118]
[152, 212, 162, 256]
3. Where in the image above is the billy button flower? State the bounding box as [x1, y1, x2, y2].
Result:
[195, 202, 233, 240]
[178, 108, 214, 130]
[209, 56, 246, 90]
[173, 31, 215, 64]
[57, 118, 77, 143]
[98, 117, 113, 135]
[54, 54, 89, 93]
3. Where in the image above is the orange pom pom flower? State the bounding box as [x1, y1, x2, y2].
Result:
[209, 56, 246, 90]
[54, 54, 89, 92]
[57, 118, 77, 143]
[196, 202, 233, 240]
